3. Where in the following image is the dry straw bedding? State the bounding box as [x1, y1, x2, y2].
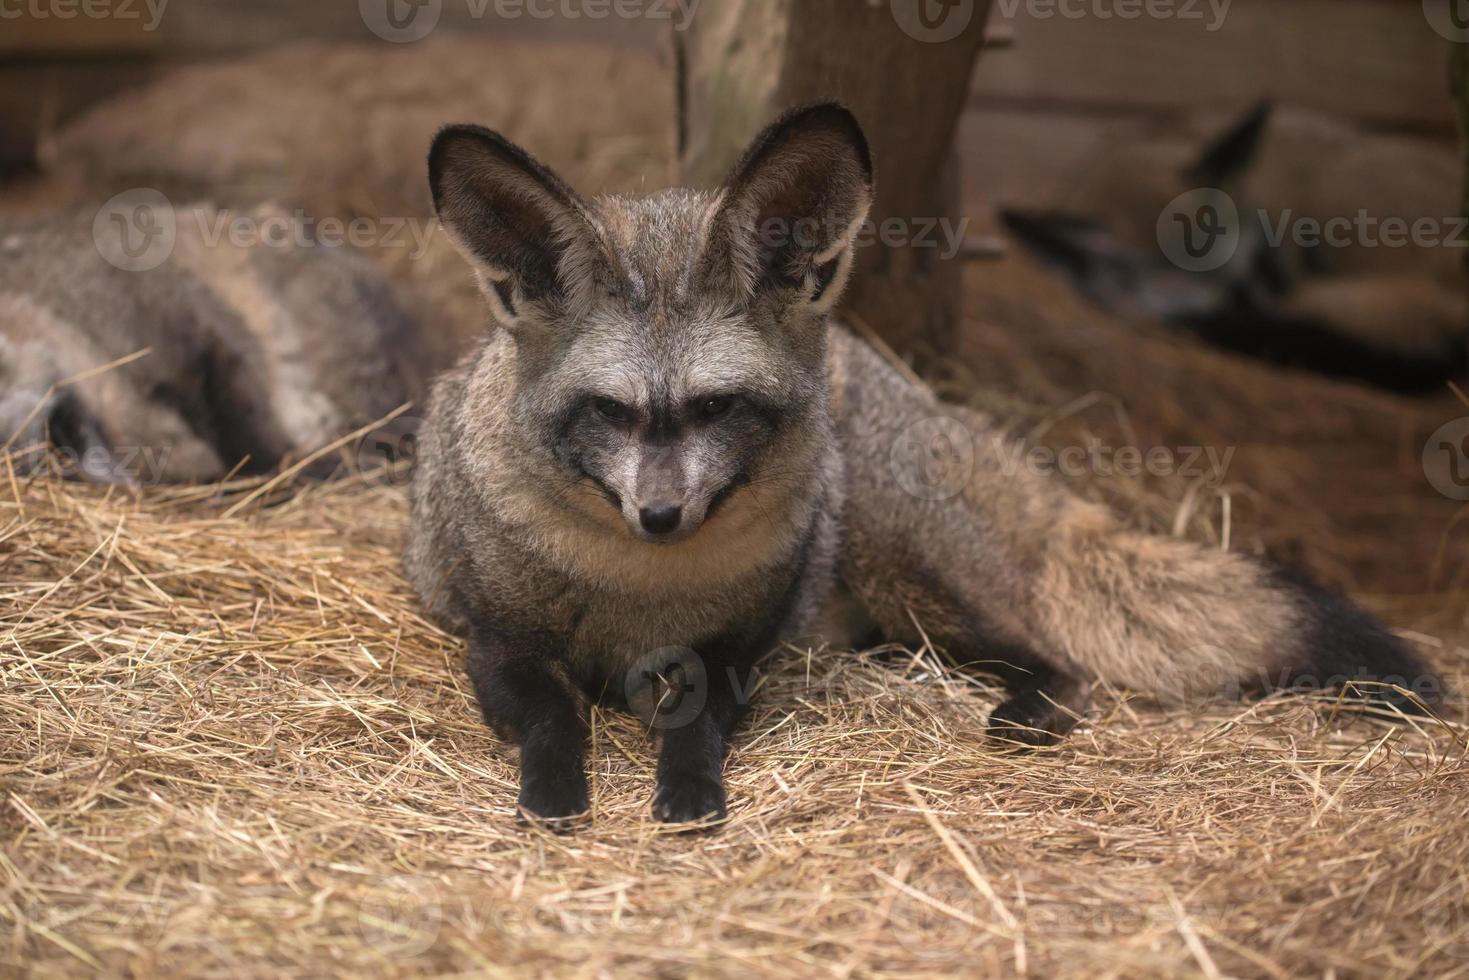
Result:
[5, 36, 1469, 977]
[2, 448, 1468, 977]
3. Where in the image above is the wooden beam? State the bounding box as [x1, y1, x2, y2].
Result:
[677, 0, 993, 360]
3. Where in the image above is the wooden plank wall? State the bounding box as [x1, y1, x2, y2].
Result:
[0, 7, 161, 171]
[1, 0, 1453, 198]
[0, 0, 662, 170]
[153, 0, 662, 54]
[962, 0, 1457, 217]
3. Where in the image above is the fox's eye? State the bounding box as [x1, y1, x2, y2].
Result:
[698, 395, 735, 420]
[593, 398, 631, 423]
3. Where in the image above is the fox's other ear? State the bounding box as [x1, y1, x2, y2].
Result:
[999, 208, 1235, 321]
[999, 209, 1139, 284]
[428, 124, 604, 329]
[703, 102, 874, 312]
[1185, 100, 1271, 187]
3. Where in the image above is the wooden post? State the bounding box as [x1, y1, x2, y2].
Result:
[676, 0, 992, 362]
[1454, 42, 1469, 274]
[0, 9, 159, 176]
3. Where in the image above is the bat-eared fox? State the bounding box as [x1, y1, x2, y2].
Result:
[1000, 102, 1468, 395]
[405, 103, 1441, 828]
[0, 204, 433, 483]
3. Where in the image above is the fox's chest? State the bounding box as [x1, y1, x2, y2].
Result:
[562, 588, 759, 672]
[552, 557, 792, 656]
[546, 515, 839, 687]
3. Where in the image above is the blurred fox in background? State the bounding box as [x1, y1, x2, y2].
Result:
[1001, 102, 1469, 394]
[0, 204, 438, 483]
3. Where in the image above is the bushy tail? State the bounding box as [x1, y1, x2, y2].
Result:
[1031, 519, 1442, 714]
[829, 323, 1443, 718]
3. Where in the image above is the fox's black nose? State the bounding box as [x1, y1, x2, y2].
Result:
[638, 504, 682, 535]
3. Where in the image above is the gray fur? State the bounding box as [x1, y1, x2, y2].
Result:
[0, 204, 438, 481]
[408, 104, 1433, 821]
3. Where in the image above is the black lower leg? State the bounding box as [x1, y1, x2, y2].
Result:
[987, 665, 1091, 748]
[651, 663, 753, 825]
[466, 625, 589, 825]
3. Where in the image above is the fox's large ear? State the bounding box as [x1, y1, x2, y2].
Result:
[429, 124, 605, 330]
[702, 102, 874, 312]
[1185, 101, 1271, 187]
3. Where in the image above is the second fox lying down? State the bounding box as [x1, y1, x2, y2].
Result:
[404, 104, 1438, 825]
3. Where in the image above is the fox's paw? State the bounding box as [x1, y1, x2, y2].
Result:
[987, 689, 1078, 749]
[517, 772, 590, 832]
[651, 774, 727, 828]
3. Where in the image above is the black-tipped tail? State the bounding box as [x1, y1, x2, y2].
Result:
[1267, 564, 1445, 716]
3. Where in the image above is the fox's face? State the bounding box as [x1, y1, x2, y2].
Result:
[429, 104, 873, 543]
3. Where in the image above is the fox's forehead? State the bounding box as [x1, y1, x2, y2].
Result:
[562, 304, 788, 407]
[591, 189, 721, 308]
[540, 191, 810, 407]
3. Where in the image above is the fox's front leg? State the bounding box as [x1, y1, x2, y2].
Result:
[985, 663, 1093, 747]
[649, 660, 755, 826]
[466, 621, 589, 827]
